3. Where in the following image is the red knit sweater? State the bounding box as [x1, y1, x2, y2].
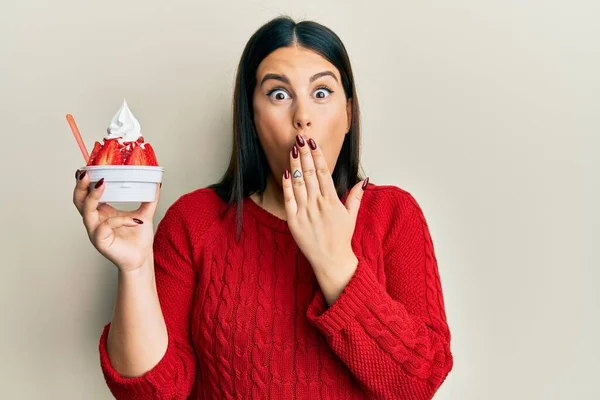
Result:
[99, 183, 453, 399]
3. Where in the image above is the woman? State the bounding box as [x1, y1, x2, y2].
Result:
[73, 16, 453, 399]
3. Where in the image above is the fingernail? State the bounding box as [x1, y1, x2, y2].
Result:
[362, 177, 370, 190]
[95, 178, 104, 189]
[296, 135, 305, 147]
[308, 138, 317, 150]
[292, 145, 299, 159]
[133, 218, 143, 224]
[75, 169, 80, 179]
[284, 169, 290, 179]
[78, 170, 87, 180]
[160, 182, 162, 188]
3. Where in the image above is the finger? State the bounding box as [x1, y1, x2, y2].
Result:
[82, 177, 106, 231]
[290, 144, 308, 207]
[137, 182, 161, 217]
[92, 215, 144, 248]
[98, 202, 119, 217]
[73, 169, 91, 215]
[295, 135, 320, 200]
[307, 138, 337, 198]
[345, 178, 369, 220]
[281, 168, 298, 217]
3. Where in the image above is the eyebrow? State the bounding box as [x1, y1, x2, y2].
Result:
[260, 71, 339, 87]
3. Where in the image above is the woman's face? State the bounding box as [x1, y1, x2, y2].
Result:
[253, 45, 352, 186]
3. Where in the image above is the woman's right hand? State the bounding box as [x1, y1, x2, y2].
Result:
[72, 169, 161, 272]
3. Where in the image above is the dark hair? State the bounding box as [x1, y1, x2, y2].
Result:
[209, 15, 364, 240]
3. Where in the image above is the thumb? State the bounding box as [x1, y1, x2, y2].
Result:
[345, 177, 369, 219]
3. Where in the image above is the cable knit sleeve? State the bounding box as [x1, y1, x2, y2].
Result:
[98, 201, 199, 399]
[306, 189, 453, 400]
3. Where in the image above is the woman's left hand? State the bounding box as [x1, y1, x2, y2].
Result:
[282, 135, 369, 305]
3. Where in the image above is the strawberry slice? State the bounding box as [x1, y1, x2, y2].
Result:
[124, 143, 159, 166]
[93, 139, 121, 165]
[120, 143, 134, 164]
[87, 141, 102, 166]
[143, 144, 158, 166]
[124, 145, 148, 165]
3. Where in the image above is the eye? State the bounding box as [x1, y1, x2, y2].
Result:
[267, 88, 291, 101]
[313, 86, 334, 99]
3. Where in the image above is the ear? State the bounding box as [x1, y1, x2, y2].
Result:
[346, 98, 353, 134]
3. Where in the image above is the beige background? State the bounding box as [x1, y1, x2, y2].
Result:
[1, 0, 598, 399]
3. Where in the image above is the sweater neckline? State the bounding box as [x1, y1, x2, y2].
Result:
[243, 190, 353, 234]
[244, 195, 292, 234]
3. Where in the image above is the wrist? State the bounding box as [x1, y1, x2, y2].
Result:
[313, 253, 359, 306]
[312, 251, 358, 274]
[118, 258, 155, 281]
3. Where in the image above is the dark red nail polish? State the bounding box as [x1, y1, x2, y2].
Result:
[284, 169, 290, 179]
[296, 135, 305, 147]
[362, 177, 370, 190]
[95, 178, 104, 189]
[78, 170, 87, 180]
[308, 138, 317, 150]
[292, 145, 299, 159]
[133, 218, 143, 224]
[75, 169, 80, 179]
[160, 182, 162, 188]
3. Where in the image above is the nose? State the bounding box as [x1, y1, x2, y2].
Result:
[293, 100, 312, 131]
[294, 119, 311, 130]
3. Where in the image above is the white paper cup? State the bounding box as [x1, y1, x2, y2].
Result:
[82, 165, 164, 203]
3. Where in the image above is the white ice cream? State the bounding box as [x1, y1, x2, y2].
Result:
[106, 99, 142, 143]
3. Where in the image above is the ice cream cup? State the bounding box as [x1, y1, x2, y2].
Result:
[82, 165, 164, 203]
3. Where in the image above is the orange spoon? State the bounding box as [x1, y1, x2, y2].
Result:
[66, 114, 90, 164]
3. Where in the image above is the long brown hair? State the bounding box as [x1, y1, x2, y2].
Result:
[209, 16, 365, 240]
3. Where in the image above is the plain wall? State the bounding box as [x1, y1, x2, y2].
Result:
[1, 0, 598, 399]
